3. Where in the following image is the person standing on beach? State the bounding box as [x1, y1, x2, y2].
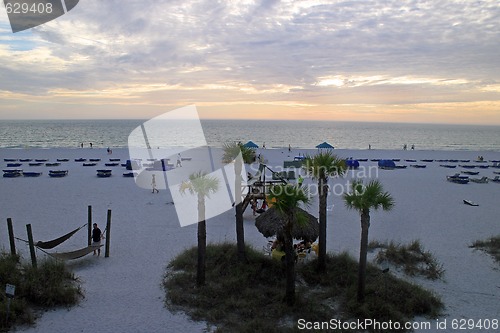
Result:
[288, 144, 291, 152]
[151, 174, 159, 193]
[90, 142, 93, 148]
[176, 153, 182, 167]
[91, 223, 102, 256]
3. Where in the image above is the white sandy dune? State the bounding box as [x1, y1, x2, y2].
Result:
[1, 147, 499, 332]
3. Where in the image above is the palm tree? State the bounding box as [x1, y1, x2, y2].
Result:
[303, 151, 346, 272]
[267, 184, 310, 306]
[179, 171, 219, 286]
[343, 179, 394, 302]
[222, 142, 256, 262]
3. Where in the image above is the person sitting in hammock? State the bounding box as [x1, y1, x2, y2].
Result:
[92, 223, 103, 256]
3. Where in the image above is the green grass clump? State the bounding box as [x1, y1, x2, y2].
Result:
[470, 235, 500, 263]
[164, 243, 443, 332]
[371, 240, 445, 280]
[0, 252, 81, 331]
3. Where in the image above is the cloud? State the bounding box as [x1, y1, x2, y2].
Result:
[0, 0, 499, 122]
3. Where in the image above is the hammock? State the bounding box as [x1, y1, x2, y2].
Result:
[35, 224, 86, 249]
[48, 245, 103, 260]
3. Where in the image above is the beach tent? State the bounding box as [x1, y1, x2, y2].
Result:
[315, 142, 334, 150]
[244, 141, 259, 149]
[346, 159, 360, 169]
[378, 159, 396, 169]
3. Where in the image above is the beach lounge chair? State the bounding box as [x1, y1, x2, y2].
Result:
[97, 169, 112, 177]
[49, 170, 68, 177]
[447, 173, 469, 184]
[470, 177, 488, 184]
[23, 172, 42, 177]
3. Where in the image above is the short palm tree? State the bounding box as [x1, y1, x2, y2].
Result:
[303, 151, 346, 272]
[222, 142, 255, 262]
[343, 179, 394, 302]
[179, 171, 219, 286]
[267, 184, 310, 306]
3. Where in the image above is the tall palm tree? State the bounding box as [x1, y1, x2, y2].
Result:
[303, 151, 346, 272]
[267, 184, 310, 306]
[343, 179, 394, 302]
[222, 142, 255, 262]
[179, 171, 219, 286]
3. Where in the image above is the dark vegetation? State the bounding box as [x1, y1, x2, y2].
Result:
[0, 253, 81, 331]
[163, 243, 443, 332]
[368, 240, 445, 280]
[470, 235, 500, 263]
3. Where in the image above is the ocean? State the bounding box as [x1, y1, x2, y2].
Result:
[0, 119, 499, 151]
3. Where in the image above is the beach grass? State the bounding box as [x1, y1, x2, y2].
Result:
[368, 240, 445, 280]
[163, 243, 443, 332]
[0, 252, 81, 331]
[470, 235, 500, 263]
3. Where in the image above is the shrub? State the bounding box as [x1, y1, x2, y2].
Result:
[0, 252, 81, 331]
[164, 243, 443, 332]
[470, 235, 500, 263]
[371, 240, 445, 280]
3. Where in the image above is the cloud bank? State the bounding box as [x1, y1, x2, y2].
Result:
[0, 0, 499, 123]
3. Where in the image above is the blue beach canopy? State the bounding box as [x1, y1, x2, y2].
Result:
[315, 142, 334, 149]
[346, 159, 360, 169]
[244, 141, 259, 148]
[378, 159, 396, 168]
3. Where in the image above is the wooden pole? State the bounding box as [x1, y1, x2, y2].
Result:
[26, 224, 37, 268]
[105, 209, 111, 258]
[7, 218, 16, 256]
[87, 205, 92, 246]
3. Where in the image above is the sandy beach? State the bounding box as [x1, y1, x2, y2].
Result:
[1, 147, 499, 332]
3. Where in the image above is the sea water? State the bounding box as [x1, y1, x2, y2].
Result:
[0, 119, 498, 151]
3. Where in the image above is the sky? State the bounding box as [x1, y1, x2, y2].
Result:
[0, 0, 499, 124]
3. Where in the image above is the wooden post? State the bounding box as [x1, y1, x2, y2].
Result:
[105, 209, 111, 258]
[7, 218, 16, 256]
[26, 224, 37, 268]
[87, 205, 92, 246]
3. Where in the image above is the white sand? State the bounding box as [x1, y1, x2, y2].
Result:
[1, 147, 499, 332]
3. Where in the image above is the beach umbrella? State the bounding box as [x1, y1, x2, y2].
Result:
[255, 206, 319, 241]
[315, 142, 334, 149]
[244, 141, 259, 149]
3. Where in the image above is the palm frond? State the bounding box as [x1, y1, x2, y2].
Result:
[303, 151, 346, 180]
[179, 171, 220, 198]
[222, 141, 255, 164]
[343, 179, 394, 212]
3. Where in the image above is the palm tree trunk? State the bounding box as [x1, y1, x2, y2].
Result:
[283, 216, 295, 306]
[197, 196, 207, 286]
[234, 160, 247, 262]
[317, 176, 328, 272]
[357, 209, 370, 302]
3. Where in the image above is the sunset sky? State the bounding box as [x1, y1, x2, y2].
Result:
[0, 0, 499, 124]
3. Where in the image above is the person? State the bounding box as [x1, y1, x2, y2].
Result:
[288, 144, 291, 152]
[250, 199, 257, 216]
[256, 200, 267, 214]
[91, 223, 102, 256]
[89, 142, 93, 148]
[263, 142, 266, 149]
[403, 144, 407, 150]
[411, 144, 415, 150]
[176, 153, 182, 167]
[151, 174, 159, 193]
[298, 174, 304, 187]
[368, 144, 371, 150]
